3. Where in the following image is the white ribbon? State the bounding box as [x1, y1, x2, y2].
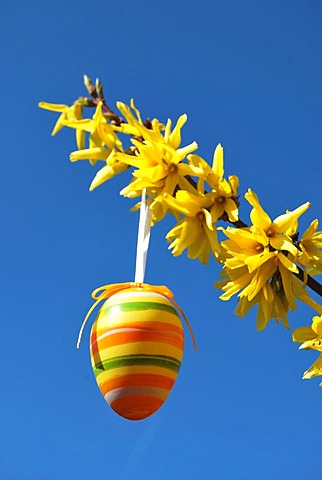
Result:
[134, 188, 153, 283]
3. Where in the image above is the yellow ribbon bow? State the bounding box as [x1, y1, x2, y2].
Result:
[77, 282, 197, 350]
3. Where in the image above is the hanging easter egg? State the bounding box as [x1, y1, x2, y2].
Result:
[89, 284, 185, 421]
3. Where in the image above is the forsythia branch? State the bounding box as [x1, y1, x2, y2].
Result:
[39, 74, 322, 386]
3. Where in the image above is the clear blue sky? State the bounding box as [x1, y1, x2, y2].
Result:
[1, 1, 322, 479]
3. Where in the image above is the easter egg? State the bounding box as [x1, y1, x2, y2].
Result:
[90, 286, 184, 420]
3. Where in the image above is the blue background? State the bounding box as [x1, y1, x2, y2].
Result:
[1, 1, 322, 478]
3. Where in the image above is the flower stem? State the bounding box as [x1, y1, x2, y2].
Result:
[294, 267, 322, 297]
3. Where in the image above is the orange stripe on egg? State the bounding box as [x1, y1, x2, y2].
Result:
[93, 329, 184, 350]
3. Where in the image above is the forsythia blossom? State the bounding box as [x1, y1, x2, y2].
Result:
[150, 144, 240, 263]
[64, 102, 123, 167]
[293, 315, 322, 386]
[117, 102, 202, 199]
[298, 219, 322, 274]
[216, 189, 313, 330]
[156, 190, 222, 264]
[188, 144, 239, 223]
[38, 101, 84, 149]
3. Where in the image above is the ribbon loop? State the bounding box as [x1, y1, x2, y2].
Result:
[135, 188, 153, 283]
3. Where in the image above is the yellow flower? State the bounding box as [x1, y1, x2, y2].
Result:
[218, 250, 297, 329]
[156, 190, 222, 264]
[116, 102, 201, 198]
[38, 101, 84, 149]
[64, 102, 122, 166]
[298, 219, 322, 273]
[216, 191, 313, 330]
[188, 144, 239, 222]
[293, 315, 322, 385]
[245, 189, 310, 256]
[293, 315, 322, 351]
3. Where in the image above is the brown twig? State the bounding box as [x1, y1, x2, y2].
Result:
[82, 76, 123, 126]
[294, 267, 322, 297]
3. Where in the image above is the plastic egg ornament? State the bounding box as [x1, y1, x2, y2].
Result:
[89, 285, 185, 421]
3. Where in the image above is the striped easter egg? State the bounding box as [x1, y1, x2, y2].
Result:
[90, 286, 184, 421]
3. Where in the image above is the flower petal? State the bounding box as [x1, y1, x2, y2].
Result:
[292, 326, 315, 344]
[302, 219, 319, 241]
[225, 198, 239, 222]
[279, 264, 297, 311]
[176, 141, 198, 160]
[212, 144, 224, 179]
[302, 354, 322, 379]
[245, 189, 271, 231]
[277, 252, 298, 273]
[270, 234, 298, 256]
[169, 114, 187, 149]
[274, 202, 311, 233]
[312, 315, 322, 336]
